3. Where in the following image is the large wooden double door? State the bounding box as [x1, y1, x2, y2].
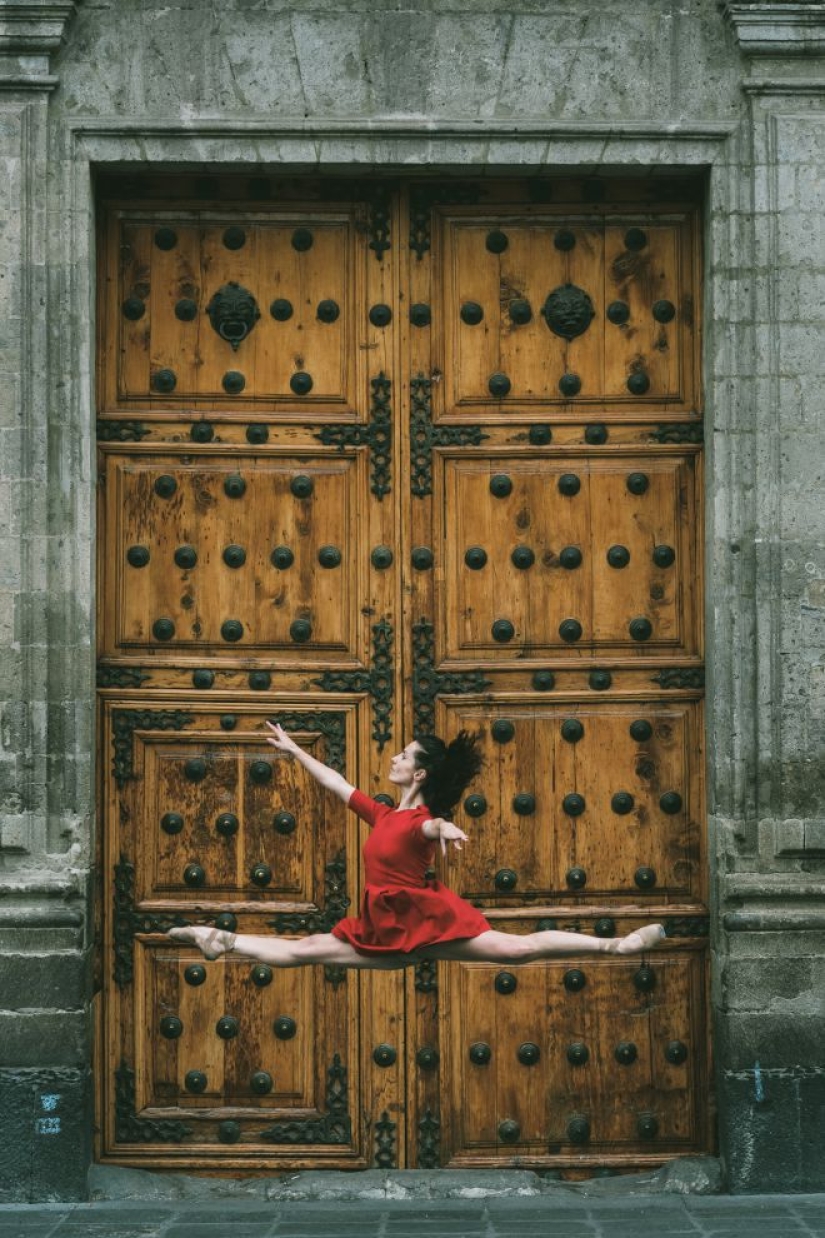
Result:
[96, 175, 709, 1170]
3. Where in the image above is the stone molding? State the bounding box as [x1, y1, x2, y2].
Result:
[721, 2, 825, 56]
[0, 1, 80, 53]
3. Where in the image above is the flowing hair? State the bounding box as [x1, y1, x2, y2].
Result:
[413, 729, 484, 818]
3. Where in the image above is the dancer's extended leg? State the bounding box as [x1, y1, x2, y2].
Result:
[419, 923, 666, 964]
[167, 925, 414, 970]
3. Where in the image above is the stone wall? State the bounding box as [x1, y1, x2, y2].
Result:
[0, 0, 823, 1200]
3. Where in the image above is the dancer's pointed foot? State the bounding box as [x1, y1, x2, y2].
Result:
[608, 923, 666, 955]
[168, 925, 236, 960]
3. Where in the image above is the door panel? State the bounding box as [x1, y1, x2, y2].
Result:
[97, 174, 708, 1171]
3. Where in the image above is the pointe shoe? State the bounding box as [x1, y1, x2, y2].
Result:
[168, 925, 236, 960]
[609, 923, 667, 955]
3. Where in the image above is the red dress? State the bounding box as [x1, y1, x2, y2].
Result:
[331, 789, 491, 955]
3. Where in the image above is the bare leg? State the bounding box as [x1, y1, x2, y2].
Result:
[419, 923, 666, 964]
[167, 925, 415, 970]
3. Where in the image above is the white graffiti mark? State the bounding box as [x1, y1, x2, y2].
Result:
[40, 1094, 60, 1112]
[35, 1117, 62, 1135]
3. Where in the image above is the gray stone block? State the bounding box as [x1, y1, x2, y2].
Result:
[0, 1010, 88, 1069]
[0, 1067, 91, 1203]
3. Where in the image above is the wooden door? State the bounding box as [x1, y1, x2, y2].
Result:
[96, 175, 709, 1171]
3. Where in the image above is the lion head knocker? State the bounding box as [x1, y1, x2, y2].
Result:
[541, 283, 595, 340]
[206, 282, 261, 350]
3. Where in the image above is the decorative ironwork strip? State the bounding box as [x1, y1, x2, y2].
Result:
[273, 711, 346, 773]
[417, 1107, 441, 1168]
[115, 1060, 192, 1143]
[260, 1053, 351, 1144]
[410, 374, 487, 498]
[113, 857, 191, 988]
[412, 618, 491, 736]
[97, 419, 149, 442]
[651, 668, 705, 689]
[663, 916, 710, 937]
[314, 374, 392, 498]
[414, 959, 438, 994]
[312, 619, 394, 750]
[650, 422, 704, 444]
[409, 184, 482, 260]
[269, 849, 349, 934]
[319, 180, 394, 259]
[97, 665, 151, 689]
[112, 709, 194, 787]
[374, 1110, 397, 1168]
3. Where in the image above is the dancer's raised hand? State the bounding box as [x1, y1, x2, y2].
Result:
[265, 721, 301, 755]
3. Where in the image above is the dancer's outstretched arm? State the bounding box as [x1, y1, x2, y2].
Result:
[265, 721, 355, 804]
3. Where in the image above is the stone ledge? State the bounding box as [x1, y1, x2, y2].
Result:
[0, 2, 80, 54]
[721, 2, 825, 56]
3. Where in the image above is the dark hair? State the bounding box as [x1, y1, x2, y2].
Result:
[413, 730, 484, 817]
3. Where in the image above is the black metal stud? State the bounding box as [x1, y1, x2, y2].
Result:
[558, 473, 581, 496]
[154, 475, 177, 498]
[251, 965, 273, 988]
[371, 546, 394, 570]
[220, 715, 237, 730]
[528, 425, 552, 445]
[627, 372, 650, 395]
[567, 1042, 589, 1066]
[460, 302, 484, 325]
[559, 619, 583, 642]
[184, 964, 207, 987]
[223, 474, 247, 500]
[247, 423, 269, 444]
[492, 619, 515, 643]
[653, 544, 676, 567]
[488, 372, 511, 398]
[512, 793, 535, 816]
[589, 670, 612, 691]
[223, 545, 246, 569]
[411, 547, 433, 570]
[290, 371, 313, 395]
[666, 1040, 688, 1065]
[223, 225, 246, 250]
[554, 229, 576, 251]
[175, 546, 197, 569]
[152, 618, 175, 641]
[612, 792, 635, 815]
[566, 867, 587, 890]
[292, 228, 313, 251]
[563, 793, 586, 817]
[515, 1039, 540, 1069]
[486, 229, 508, 253]
[607, 300, 630, 325]
[652, 298, 676, 323]
[563, 969, 586, 992]
[607, 545, 630, 568]
[660, 791, 683, 815]
[567, 1116, 591, 1144]
[511, 545, 535, 569]
[465, 546, 488, 569]
[184, 1070, 207, 1094]
[290, 619, 312, 643]
[627, 473, 650, 496]
[271, 546, 294, 569]
[559, 546, 583, 569]
[490, 474, 513, 498]
[369, 304, 392, 327]
[218, 1121, 241, 1144]
[615, 1041, 638, 1065]
[183, 864, 205, 888]
[249, 671, 271, 690]
[270, 298, 293, 321]
[273, 1016, 297, 1040]
[509, 298, 532, 325]
[410, 303, 431, 327]
[215, 913, 237, 932]
[250, 1070, 273, 1095]
[190, 422, 214, 443]
[317, 299, 340, 324]
[634, 868, 657, 891]
[152, 368, 177, 393]
[373, 1043, 397, 1067]
[638, 1113, 659, 1140]
[561, 718, 584, 743]
[127, 545, 150, 568]
[221, 619, 244, 642]
[629, 617, 653, 642]
[316, 545, 341, 569]
[495, 868, 518, 892]
[495, 971, 517, 995]
[630, 720, 653, 742]
[559, 373, 582, 397]
[469, 1042, 492, 1065]
[416, 1047, 439, 1069]
[191, 357, 231, 406]
[122, 296, 145, 320]
[160, 1016, 183, 1039]
[273, 811, 296, 835]
[585, 423, 608, 445]
[250, 863, 272, 887]
[290, 475, 313, 498]
[216, 813, 239, 838]
[154, 227, 177, 250]
[594, 917, 616, 938]
[250, 760, 272, 785]
[624, 228, 648, 250]
[491, 719, 515, 744]
[174, 298, 198, 323]
[464, 794, 487, 818]
[498, 1119, 521, 1143]
[161, 812, 184, 835]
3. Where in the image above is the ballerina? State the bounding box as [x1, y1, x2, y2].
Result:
[168, 722, 666, 966]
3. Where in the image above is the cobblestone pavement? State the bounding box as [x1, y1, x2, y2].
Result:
[1, 1195, 824, 1238]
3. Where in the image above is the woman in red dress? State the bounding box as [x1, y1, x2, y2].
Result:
[169, 722, 665, 965]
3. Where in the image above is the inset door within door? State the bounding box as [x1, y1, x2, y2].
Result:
[96, 174, 709, 1170]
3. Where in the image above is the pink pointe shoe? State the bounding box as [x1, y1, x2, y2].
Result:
[608, 923, 667, 955]
[168, 925, 236, 960]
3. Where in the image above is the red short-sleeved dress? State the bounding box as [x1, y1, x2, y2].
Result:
[331, 789, 491, 955]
